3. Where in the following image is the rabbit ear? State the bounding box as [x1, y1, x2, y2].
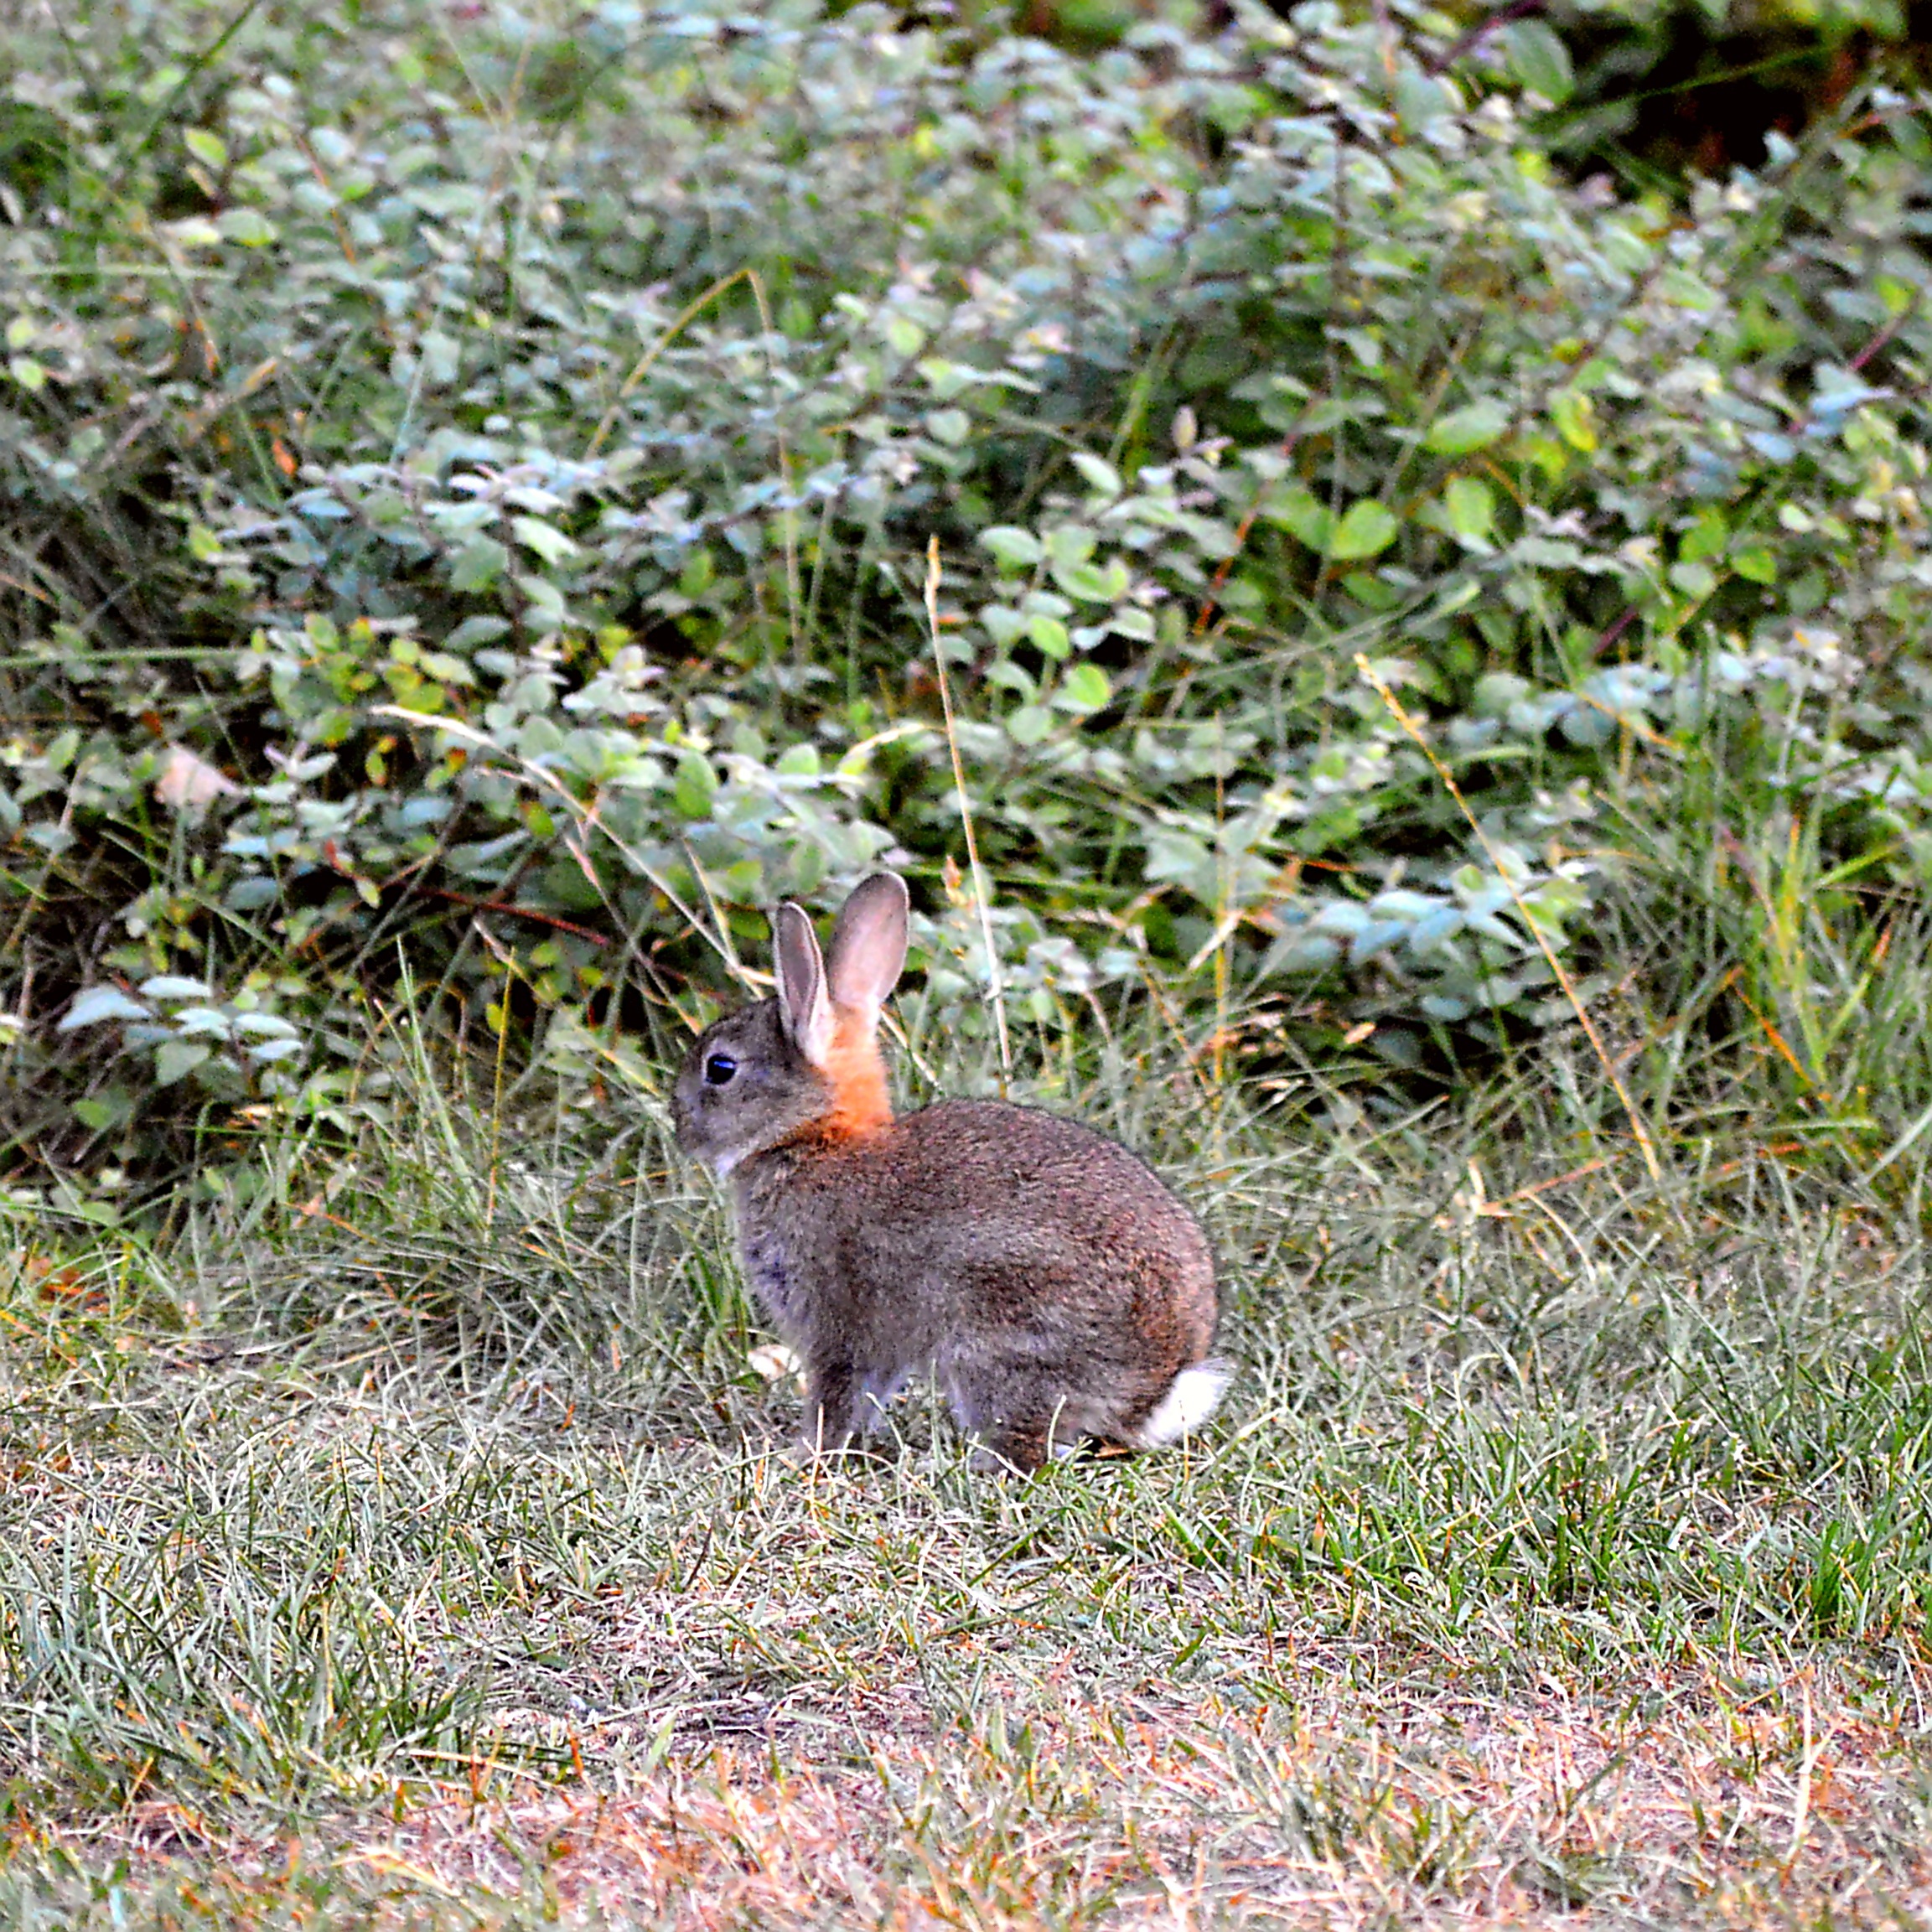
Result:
[826, 873, 909, 1025]
[773, 903, 835, 1068]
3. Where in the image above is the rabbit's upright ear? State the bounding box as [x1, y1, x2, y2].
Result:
[826, 873, 909, 1026]
[773, 903, 835, 1068]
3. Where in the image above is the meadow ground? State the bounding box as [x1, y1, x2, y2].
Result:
[5, 1037, 1932, 1929]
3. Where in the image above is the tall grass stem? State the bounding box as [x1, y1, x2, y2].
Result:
[925, 536, 1011, 1092]
[1357, 654, 1664, 1187]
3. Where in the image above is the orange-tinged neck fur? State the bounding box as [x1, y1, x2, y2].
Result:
[818, 1006, 893, 1140]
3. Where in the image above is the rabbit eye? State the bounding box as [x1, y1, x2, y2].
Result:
[703, 1052, 738, 1087]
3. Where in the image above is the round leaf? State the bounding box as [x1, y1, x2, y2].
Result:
[1505, 19, 1574, 103]
[1443, 478, 1494, 546]
[154, 1039, 211, 1086]
[1028, 614, 1070, 659]
[139, 976, 213, 1001]
[60, 987, 153, 1031]
[1057, 663, 1112, 713]
[1425, 401, 1510, 455]
[1326, 500, 1400, 561]
[1005, 704, 1055, 746]
[979, 526, 1043, 571]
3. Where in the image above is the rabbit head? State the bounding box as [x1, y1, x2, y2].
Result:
[672, 872, 909, 1175]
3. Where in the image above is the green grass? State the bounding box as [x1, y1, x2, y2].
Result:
[6, 1020, 1932, 1928]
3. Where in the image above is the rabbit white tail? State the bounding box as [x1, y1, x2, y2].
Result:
[1126, 1359, 1232, 1448]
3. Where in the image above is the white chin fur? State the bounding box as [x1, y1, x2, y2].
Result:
[710, 1147, 743, 1178]
[1126, 1360, 1231, 1448]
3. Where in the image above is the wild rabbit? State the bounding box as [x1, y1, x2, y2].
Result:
[671, 873, 1229, 1472]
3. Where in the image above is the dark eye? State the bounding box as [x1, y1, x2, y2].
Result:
[703, 1052, 737, 1087]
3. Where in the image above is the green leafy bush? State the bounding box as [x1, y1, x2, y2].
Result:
[5, 0, 1932, 1207]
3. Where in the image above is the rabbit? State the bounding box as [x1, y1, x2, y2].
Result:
[671, 871, 1230, 1472]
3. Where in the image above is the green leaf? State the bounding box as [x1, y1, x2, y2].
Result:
[1005, 704, 1054, 746]
[1550, 390, 1598, 453]
[1057, 663, 1111, 713]
[73, 1091, 132, 1132]
[979, 526, 1043, 571]
[979, 604, 1027, 648]
[673, 752, 717, 820]
[1659, 268, 1719, 312]
[511, 516, 580, 565]
[1443, 477, 1495, 546]
[925, 407, 970, 446]
[1046, 526, 1096, 571]
[216, 207, 277, 246]
[1069, 452, 1121, 497]
[520, 572, 567, 622]
[449, 537, 509, 591]
[448, 616, 511, 649]
[1028, 614, 1070, 659]
[183, 127, 228, 169]
[1680, 507, 1729, 562]
[1733, 545, 1778, 584]
[154, 1040, 210, 1086]
[1052, 558, 1131, 604]
[1505, 19, 1574, 103]
[918, 357, 979, 400]
[1259, 488, 1333, 552]
[1327, 500, 1400, 561]
[1425, 401, 1510, 455]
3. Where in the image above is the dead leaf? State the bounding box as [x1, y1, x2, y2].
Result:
[155, 745, 241, 811]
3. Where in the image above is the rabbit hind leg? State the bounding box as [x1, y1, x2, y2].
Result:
[945, 1355, 1112, 1474]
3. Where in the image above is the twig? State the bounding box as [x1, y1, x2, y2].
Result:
[1425, 0, 1546, 78]
[1356, 654, 1663, 1186]
[924, 536, 1011, 1091]
[584, 267, 754, 458]
[741, 268, 803, 664]
[427, 889, 609, 945]
[1592, 606, 1639, 659]
[1849, 293, 1920, 374]
[368, 705, 736, 971]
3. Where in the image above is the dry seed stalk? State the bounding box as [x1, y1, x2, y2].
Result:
[1357, 653, 1662, 1186]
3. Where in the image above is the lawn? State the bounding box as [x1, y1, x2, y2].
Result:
[7, 1038, 1932, 1928]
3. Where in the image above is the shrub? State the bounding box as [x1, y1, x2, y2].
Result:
[5, 0, 1932, 1209]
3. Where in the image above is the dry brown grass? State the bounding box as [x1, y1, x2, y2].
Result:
[23, 1629, 1932, 1927]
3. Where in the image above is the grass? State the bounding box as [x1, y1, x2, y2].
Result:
[6, 1008, 1932, 1929]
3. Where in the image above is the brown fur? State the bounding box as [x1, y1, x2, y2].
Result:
[670, 873, 1228, 1472]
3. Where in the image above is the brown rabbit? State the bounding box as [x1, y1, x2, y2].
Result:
[671, 873, 1228, 1471]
